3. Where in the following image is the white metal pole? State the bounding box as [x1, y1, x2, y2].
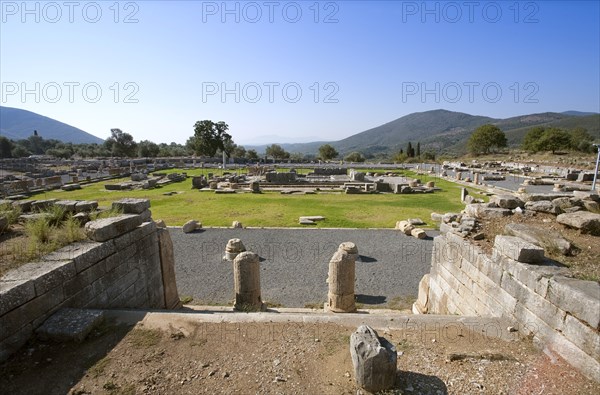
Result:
[591, 144, 600, 193]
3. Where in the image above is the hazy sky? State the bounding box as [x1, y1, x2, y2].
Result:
[1, 1, 599, 145]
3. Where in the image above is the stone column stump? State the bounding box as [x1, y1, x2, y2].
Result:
[326, 244, 357, 313]
[224, 238, 246, 261]
[233, 251, 265, 312]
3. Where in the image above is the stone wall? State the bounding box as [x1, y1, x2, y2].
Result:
[0, 199, 180, 362]
[416, 231, 600, 382]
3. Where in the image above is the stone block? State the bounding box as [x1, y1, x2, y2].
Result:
[158, 228, 180, 309]
[573, 191, 600, 202]
[0, 324, 33, 363]
[112, 198, 151, 214]
[411, 228, 427, 239]
[562, 313, 600, 361]
[556, 211, 600, 235]
[0, 286, 64, 342]
[350, 325, 397, 393]
[504, 223, 572, 255]
[43, 240, 116, 273]
[182, 219, 200, 233]
[547, 276, 600, 329]
[113, 221, 156, 251]
[30, 199, 57, 212]
[55, 200, 79, 213]
[0, 280, 35, 316]
[493, 235, 545, 263]
[75, 200, 98, 213]
[36, 308, 104, 342]
[3, 260, 75, 296]
[84, 214, 143, 242]
[465, 204, 512, 219]
[490, 194, 524, 209]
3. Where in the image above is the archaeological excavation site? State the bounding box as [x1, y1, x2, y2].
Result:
[0, 157, 599, 395]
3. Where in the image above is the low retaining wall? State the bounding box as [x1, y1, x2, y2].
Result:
[0, 199, 180, 362]
[416, 231, 600, 382]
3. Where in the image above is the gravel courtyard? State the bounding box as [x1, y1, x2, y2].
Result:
[171, 228, 438, 308]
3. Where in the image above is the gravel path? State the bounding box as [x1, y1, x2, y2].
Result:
[171, 228, 438, 308]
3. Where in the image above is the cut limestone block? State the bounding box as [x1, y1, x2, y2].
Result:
[84, 215, 143, 242]
[504, 223, 572, 255]
[557, 211, 600, 236]
[350, 325, 397, 393]
[36, 308, 104, 342]
[112, 198, 151, 214]
[493, 235, 545, 263]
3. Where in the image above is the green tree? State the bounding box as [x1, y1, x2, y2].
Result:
[190, 120, 231, 157]
[232, 145, 246, 159]
[537, 128, 572, 154]
[245, 149, 259, 161]
[393, 151, 408, 163]
[105, 129, 138, 157]
[318, 144, 338, 161]
[467, 124, 507, 155]
[265, 144, 289, 161]
[416, 142, 421, 157]
[344, 151, 365, 162]
[521, 126, 546, 152]
[570, 127, 592, 150]
[0, 136, 14, 158]
[137, 140, 160, 157]
[12, 145, 30, 157]
[406, 142, 413, 157]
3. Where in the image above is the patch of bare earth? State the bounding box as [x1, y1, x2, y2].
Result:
[471, 212, 600, 282]
[1, 320, 598, 395]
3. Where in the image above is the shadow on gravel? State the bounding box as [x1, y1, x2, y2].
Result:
[357, 255, 377, 263]
[355, 294, 387, 305]
[395, 370, 449, 394]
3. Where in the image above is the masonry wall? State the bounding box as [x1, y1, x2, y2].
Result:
[0, 208, 180, 362]
[417, 231, 600, 382]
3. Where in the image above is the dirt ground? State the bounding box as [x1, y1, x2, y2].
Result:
[471, 211, 600, 282]
[1, 318, 598, 395]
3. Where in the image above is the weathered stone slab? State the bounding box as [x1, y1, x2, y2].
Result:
[465, 204, 512, 219]
[521, 193, 572, 202]
[395, 220, 414, 235]
[112, 198, 151, 214]
[493, 235, 545, 263]
[556, 211, 600, 235]
[525, 200, 560, 214]
[61, 184, 81, 191]
[75, 201, 98, 213]
[157, 228, 180, 309]
[2, 260, 75, 296]
[490, 194, 524, 209]
[84, 214, 143, 242]
[0, 280, 35, 316]
[547, 276, 600, 329]
[43, 240, 116, 273]
[36, 308, 104, 342]
[30, 199, 57, 212]
[573, 191, 600, 202]
[350, 325, 397, 393]
[55, 200, 79, 213]
[504, 223, 572, 255]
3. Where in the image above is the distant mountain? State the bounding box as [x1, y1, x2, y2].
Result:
[0, 106, 104, 144]
[561, 111, 599, 117]
[246, 109, 600, 156]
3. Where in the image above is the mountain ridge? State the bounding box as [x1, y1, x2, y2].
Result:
[0, 106, 104, 144]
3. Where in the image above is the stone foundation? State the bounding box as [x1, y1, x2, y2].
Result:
[416, 231, 600, 382]
[0, 199, 179, 362]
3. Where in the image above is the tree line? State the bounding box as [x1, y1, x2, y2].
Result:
[1, 120, 596, 161]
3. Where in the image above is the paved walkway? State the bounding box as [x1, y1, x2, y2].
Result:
[170, 228, 438, 308]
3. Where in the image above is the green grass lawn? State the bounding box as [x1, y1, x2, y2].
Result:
[28, 169, 475, 228]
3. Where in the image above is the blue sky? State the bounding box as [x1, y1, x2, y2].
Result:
[1, 0, 599, 145]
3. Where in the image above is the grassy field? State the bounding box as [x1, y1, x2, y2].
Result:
[28, 168, 474, 228]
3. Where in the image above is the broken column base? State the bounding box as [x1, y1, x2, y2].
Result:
[324, 293, 357, 313]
